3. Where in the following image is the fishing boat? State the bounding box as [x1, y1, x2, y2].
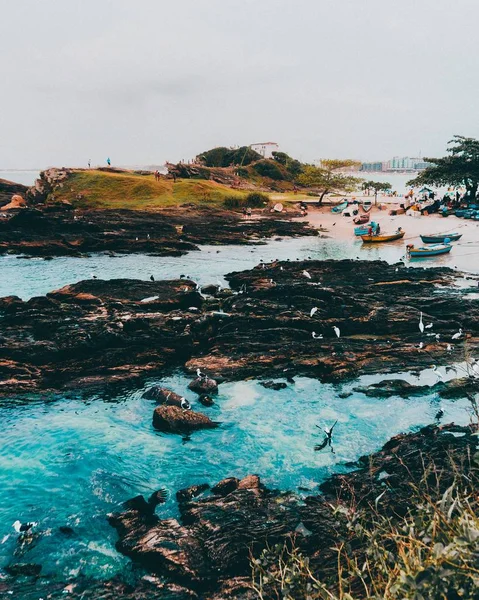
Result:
[361, 230, 405, 243]
[361, 199, 373, 212]
[331, 200, 348, 213]
[353, 214, 369, 225]
[420, 232, 462, 243]
[354, 221, 378, 236]
[406, 243, 452, 258]
[342, 207, 359, 217]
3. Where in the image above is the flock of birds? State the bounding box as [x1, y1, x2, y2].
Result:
[87, 262, 477, 460]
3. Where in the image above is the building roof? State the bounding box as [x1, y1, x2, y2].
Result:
[250, 142, 279, 146]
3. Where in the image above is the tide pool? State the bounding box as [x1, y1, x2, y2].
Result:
[0, 372, 472, 579]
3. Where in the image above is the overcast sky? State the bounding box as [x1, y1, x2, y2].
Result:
[1, 0, 478, 169]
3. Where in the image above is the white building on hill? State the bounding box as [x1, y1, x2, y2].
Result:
[250, 142, 279, 158]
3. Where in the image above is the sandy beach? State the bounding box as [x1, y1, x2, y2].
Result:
[293, 200, 479, 274]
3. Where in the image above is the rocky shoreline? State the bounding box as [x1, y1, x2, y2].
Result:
[1, 259, 477, 396]
[0, 205, 316, 257]
[2, 423, 477, 599]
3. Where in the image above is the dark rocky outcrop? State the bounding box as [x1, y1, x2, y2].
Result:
[0, 202, 316, 257]
[152, 405, 219, 434]
[108, 424, 479, 598]
[1, 260, 478, 395]
[188, 377, 218, 395]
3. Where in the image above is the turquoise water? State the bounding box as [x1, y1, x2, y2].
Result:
[1, 236, 466, 301]
[0, 372, 472, 579]
[0, 236, 476, 582]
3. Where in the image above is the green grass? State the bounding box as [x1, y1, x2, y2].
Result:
[50, 170, 246, 210]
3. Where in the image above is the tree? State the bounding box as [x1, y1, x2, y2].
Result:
[361, 180, 392, 204]
[197, 146, 262, 168]
[271, 151, 303, 177]
[298, 159, 361, 204]
[408, 135, 479, 201]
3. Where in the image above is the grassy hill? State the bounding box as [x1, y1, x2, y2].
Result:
[49, 170, 247, 210]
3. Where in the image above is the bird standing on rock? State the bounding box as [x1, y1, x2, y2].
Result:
[333, 326, 340, 338]
[150, 275, 155, 281]
[419, 312, 424, 334]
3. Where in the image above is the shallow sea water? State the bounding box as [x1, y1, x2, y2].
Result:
[0, 236, 476, 580]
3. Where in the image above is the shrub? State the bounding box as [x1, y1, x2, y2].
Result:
[252, 472, 479, 599]
[197, 146, 262, 167]
[253, 159, 288, 181]
[223, 192, 270, 209]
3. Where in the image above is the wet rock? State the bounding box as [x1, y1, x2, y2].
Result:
[198, 394, 214, 406]
[143, 386, 190, 409]
[188, 377, 218, 395]
[176, 484, 210, 503]
[1, 260, 478, 395]
[211, 477, 240, 496]
[354, 379, 432, 398]
[201, 284, 220, 296]
[5, 563, 42, 576]
[109, 423, 479, 596]
[439, 377, 479, 398]
[152, 406, 219, 434]
[0, 200, 315, 257]
[260, 380, 287, 390]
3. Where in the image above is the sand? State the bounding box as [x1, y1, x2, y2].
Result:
[292, 199, 479, 274]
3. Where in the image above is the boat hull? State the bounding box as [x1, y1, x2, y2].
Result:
[408, 244, 452, 258]
[420, 233, 462, 243]
[353, 214, 369, 225]
[361, 232, 405, 243]
[331, 201, 348, 213]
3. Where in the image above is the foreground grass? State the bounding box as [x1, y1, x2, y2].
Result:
[252, 474, 479, 599]
[50, 170, 246, 210]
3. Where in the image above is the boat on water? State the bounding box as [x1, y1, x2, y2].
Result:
[406, 243, 452, 258]
[331, 200, 348, 213]
[420, 232, 462, 243]
[361, 230, 405, 243]
[361, 200, 373, 212]
[353, 214, 369, 225]
[354, 221, 378, 236]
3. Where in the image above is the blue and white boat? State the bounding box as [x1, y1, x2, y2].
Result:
[420, 232, 462, 243]
[331, 200, 348, 213]
[406, 243, 452, 258]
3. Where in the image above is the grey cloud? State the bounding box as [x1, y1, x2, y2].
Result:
[1, 0, 478, 168]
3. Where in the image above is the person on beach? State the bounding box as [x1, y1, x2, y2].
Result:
[107, 157, 111, 166]
[376, 223, 381, 235]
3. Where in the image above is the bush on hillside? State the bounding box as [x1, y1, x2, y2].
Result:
[197, 146, 262, 168]
[272, 151, 304, 177]
[223, 192, 270, 209]
[252, 159, 288, 181]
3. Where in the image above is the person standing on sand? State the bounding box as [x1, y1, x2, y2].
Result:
[107, 157, 111, 167]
